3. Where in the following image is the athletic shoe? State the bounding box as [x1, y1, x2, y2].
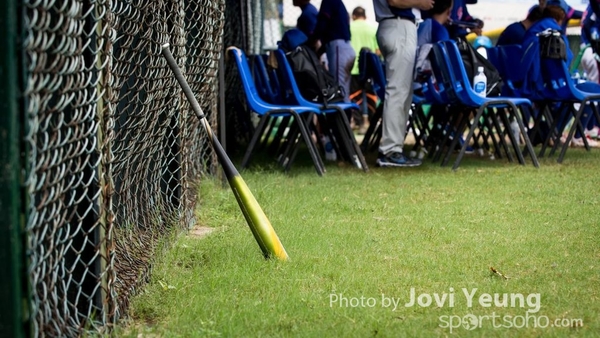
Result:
[376, 152, 422, 167]
[448, 135, 474, 154]
[572, 136, 599, 147]
[585, 126, 599, 139]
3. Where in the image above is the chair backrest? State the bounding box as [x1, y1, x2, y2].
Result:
[485, 46, 502, 76]
[428, 42, 460, 104]
[272, 48, 317, 107]
[493, 44, 524, 97]
[438, 40, 482, 105]
[358, 47, 371, 84]
[362, 52, 386, 100]
[228, 48, 279, 114]
[251, 54, 282, 104]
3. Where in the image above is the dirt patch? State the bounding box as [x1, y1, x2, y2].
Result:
[189, 226, 215, 239]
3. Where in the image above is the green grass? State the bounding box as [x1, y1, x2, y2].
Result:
[119, 148, 600, 337]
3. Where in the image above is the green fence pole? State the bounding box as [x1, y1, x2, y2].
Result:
[0, 0, 26, 337]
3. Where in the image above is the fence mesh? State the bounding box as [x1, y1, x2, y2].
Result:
[20, 0, 224, 335]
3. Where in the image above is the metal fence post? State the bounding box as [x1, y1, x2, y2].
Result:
[0, 0, 27, 336]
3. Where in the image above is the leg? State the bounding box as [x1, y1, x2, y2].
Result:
[376, 18, 417, 157]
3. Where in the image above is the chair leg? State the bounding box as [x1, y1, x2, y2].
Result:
[539, 104, 562, 157]
[480, 113, 504, 162]
[513, 106, 540, 168]
[285, 111, 325, 176]
[267, 116, 291, 156]
[258, 117, 277, 151]
[241, 113, 272, 169]
[440, 110, 469, 166]
[498, 106, 525, 165]
[360, 104, 382, 152]
[331, 106, 369, 172]
[558, 99, 589, 163]
[279, 118, 301, 167]
[452, 107, 486, 171]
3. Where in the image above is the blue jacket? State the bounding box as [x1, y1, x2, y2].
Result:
[314, 0, 351, 44]
[297, 3, 318, 39]
[519, 18, 573, 97]
[523, 18, 572, 65]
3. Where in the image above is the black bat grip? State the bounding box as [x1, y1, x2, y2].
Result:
[161, 43, 207, 122]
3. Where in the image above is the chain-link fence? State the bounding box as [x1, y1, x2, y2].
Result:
[2, 0, 303, 336]
[221, 0, 287, 155]
[16, 0, 224, 336]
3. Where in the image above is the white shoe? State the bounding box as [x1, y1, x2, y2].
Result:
[585, 127, 599, 139]
[572, 137, 599, 147]
[321, 136, 337, 161]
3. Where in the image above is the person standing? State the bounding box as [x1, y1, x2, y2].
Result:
[349, 6, 380, 133]
[350, 7, 379, 75]
[293, 0, 319, 49]
[314, 0, 355, 103]
[373, 0, 433, 167]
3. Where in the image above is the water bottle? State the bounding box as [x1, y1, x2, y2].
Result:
[473, 66, 487, 97]
[321, 136, 337, 161]
[592, 27, 599, 41]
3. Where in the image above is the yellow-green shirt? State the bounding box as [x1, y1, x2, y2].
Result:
[350, 19, 379, 75]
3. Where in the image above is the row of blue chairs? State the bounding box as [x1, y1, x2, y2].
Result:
[228, 47, 369, 175]
[486, 43, 600, 163]
[359, 40, 539, 170]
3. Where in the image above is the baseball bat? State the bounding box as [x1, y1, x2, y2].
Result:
[161, 43, 289, 261]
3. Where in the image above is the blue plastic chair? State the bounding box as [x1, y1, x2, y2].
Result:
[250, 54, 300, 159]
[228, 47, 325, 175]
[533, 56, 600, 162]
[251, 54, 283, 105]
[272, 48, 369, 172]
[358, 51, 385, 152]
[437, 40, 540, 170]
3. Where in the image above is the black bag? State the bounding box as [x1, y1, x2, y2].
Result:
[456, 38, 503, 97]
[284, 45, 345, 104]
[538, 29, 567, 61]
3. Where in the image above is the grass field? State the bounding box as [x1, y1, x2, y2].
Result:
[119, 147, 600, 337]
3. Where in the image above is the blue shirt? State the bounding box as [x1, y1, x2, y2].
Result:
[417, 19, 450, 46]
[496, 22, 527, 46]
[297, 3, 318, 39]
[314, 0, 351, 44]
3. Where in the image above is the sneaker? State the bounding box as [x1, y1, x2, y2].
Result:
[585, 127, 599, 139]
[376, 151, 422, 167]
[321, 136, 337, 161]
[448, 135, 474, 154]
[571, 136, 599, 147]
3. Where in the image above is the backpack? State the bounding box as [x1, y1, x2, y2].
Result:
[519, 28, 567, 98]
[456, 37, 503, 97]
[279, 29, 345, 104]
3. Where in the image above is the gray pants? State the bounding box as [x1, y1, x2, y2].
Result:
[326, 39, 356, 103]
[376, 18, 417, 155]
